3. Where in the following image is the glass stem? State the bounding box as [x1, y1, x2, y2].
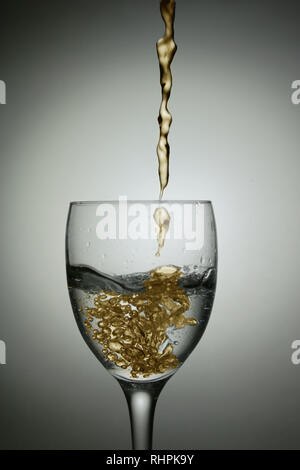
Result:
[119, 378, 169, 450]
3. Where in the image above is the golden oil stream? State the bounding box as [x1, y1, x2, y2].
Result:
[83, 266, 196, 378]
[156, 0, 177, 199]
[154, 0, 177, 256]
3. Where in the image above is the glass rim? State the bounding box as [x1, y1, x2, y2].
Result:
[69, 200, 212, 206]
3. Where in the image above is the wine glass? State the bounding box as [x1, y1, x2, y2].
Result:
[66, 199, 217, 449]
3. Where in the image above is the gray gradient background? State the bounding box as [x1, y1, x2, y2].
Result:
[0, 0, 300, 449]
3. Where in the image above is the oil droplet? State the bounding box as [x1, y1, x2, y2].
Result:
[153, 207, 171, 256]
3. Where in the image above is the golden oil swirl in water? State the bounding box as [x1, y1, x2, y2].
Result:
[82, 266, 196, 378]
